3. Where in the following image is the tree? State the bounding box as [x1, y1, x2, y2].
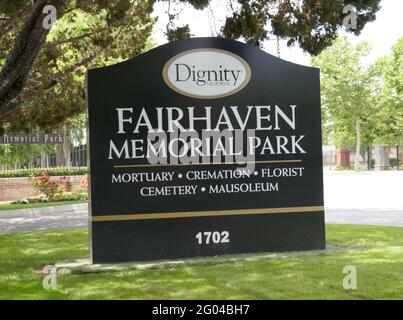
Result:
[371, 37, 403, 145]
[311, 37, 377, 170]
[165, 0, 381, 54]
[0, 0, 381, 132]
[0, 143, 51, 169]
[0, 0, 155, 133]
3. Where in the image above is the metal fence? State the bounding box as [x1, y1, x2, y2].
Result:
[0, 144, 87, 173]
[1, 143, 402, 173]
[48, 145, 87, 168]
[323, 144, 402, 170]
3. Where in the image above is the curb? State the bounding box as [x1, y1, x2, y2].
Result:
[0, 203, 88, 217]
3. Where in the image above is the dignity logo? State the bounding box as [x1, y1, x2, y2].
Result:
[174, 64, 241, 86]
[163, 49, 251, 99]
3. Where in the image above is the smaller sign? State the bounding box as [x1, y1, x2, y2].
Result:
[162, 48, 251, 99]
[0, 133, 64, 144]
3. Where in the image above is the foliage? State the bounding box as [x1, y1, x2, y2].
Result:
[0, 166, 87, 178]
[0, 143, 56, 167]
[30, 172, 61, 198]
[312, 36, 403, 149]
[29, 171, 88, 200]
[0, 0, 155, 133]
[79, 174, 88, 190]
[0, 0, 384, 135]
[10, 196, 50, 205]
[389, 158, 403, 169]
[10, 192, 87, 205]
[1, 224, 403, 299]
[370, 37, 403, 144]
[311, 37, 376, 147]
[163, 0, 381, 54]
[334, 165, 351, 171]
[59, 175, 72, 192]
[48, 191, 88, 202]
[0, 116, 87, 167]
[165, 24, 192, 42]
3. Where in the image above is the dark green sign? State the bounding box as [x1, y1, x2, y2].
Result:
[86, 38, 325, 263]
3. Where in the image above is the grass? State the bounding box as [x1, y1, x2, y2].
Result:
[0, 200, 87, 211]
[0, 224, 402, 299]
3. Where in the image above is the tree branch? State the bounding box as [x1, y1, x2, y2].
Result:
[0, 0, 66, 117]
[46, 27, 109, 48]
[0, 53, 96, 123]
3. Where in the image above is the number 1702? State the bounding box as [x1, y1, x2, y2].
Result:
[195, 231, 230, 244]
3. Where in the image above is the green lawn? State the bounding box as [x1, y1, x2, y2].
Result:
[0, 224, 402, 299]
[0, 200, 87, 211]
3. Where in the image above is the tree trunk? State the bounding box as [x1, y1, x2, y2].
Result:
[28, 152, 35, 169]
[63, 126, 71, 167]
[55, 126, 71, 167]
[40, 145, 46, 168]
[55, 144, 64, 167]
[276, 35, 281, 58]
[354, 119, 361, 170]
[0, 0, 66, 117]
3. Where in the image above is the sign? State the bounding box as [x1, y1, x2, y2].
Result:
[162, 48, 251, 99]
[0, 133, 64, 144]
[86, 38, 325, 263]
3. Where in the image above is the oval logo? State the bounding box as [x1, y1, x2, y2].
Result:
[163, 48, 251, 99]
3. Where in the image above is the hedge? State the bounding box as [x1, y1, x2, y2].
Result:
[0, 167, 88, 178]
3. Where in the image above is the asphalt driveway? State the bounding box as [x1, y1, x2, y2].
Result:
[0, 171, 402, 234]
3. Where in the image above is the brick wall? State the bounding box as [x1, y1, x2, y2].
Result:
[0, 175, 85, 202]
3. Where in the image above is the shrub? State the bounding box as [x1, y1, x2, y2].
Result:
[50, 192, 88, 202]
[389, 158, 400, 168]
[60, 176, 72, 192]
[79, 174, 88, 191]
[30, 172, 61, 198]
[335, 165, 351, 171]
[26, 196, 49, 203]
[11, 192, 87, 205]
[0, 167, 87, 178]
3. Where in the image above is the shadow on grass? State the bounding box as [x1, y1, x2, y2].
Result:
[0, 224, 402, 299]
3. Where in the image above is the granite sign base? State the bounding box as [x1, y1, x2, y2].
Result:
[90, 212, 325, 263]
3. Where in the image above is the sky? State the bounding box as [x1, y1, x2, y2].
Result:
[151, 0, 403, 66]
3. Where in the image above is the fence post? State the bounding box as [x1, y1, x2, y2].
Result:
[80, 145, 82, 167]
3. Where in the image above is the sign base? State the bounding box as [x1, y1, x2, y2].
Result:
[91, 212, 325, 263]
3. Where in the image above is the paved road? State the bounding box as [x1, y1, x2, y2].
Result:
[0, 171, 402, 234]
[323, 170, 403, 227]
[0, 204, 88, 234]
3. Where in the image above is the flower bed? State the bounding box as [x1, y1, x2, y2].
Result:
[0, 175, 87, 202]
